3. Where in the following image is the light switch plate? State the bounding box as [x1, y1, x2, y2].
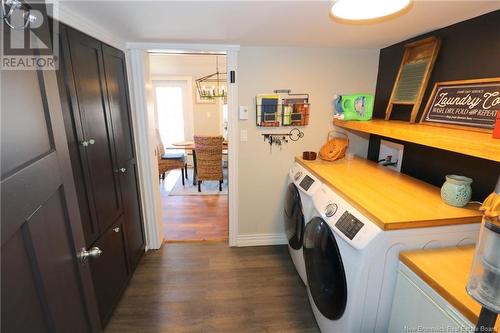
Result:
[239, 106, 248, 120]
[240, 129, 248, 142]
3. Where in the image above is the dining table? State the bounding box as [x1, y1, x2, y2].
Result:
[165, 140, 228, 185]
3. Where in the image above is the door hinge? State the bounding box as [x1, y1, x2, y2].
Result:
[230, 70, 235, 83]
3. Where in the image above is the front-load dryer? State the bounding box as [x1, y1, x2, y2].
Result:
[303, 183, 480, 332]
[284, 162, 321, 285]
[303, 183, 381, 332]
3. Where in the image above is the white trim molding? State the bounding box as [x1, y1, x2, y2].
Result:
[236, 234, 288, 247]
[127, 43, 240, 249]
[126, 42, 240, 53]
[127, 49, 163, 250]
[226, 49, 239, 247]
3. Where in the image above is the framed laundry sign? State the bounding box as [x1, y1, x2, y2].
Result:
[420, 78, 500, 132]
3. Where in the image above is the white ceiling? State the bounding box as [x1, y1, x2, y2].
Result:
[59, 1, 500, 48]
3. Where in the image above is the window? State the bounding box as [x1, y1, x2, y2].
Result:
[155, 86, 184, 145]
[154, 81, 193, 146]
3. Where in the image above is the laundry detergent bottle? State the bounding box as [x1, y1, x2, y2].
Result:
[335, 94, 374, 121]
[333, 95, 344, 117]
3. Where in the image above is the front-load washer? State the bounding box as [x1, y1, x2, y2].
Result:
[303, 183, 480, 333]
[284, 162, 322, 285]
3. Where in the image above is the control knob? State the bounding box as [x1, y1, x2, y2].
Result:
[325, 203, 338, 218]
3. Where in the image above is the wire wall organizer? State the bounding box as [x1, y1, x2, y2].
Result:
[256, 90, 310, 127]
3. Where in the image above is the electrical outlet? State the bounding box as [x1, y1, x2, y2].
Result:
[379, 140, 404, 172]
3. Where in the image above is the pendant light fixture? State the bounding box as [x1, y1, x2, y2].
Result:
[330, 0, 412, 23]
[195, 56, 227, 100]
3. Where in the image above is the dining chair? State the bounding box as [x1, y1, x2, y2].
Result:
[156, 130, 188, 184]
[193, 135, 224, 192]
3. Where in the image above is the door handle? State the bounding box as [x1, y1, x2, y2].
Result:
[78, 246, 102, 264]
[113, 227, 120, 233]
[80, 139, 95, 147]
[114, 167, 127, 174]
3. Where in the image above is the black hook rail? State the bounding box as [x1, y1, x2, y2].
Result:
[261, 128, 305, 143]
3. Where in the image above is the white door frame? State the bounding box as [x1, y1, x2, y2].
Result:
[126, 43, 240, 249]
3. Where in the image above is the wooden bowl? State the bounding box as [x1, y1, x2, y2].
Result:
[302, 151, 317, 160]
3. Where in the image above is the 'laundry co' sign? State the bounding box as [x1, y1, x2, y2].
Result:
[421, 78, 500, 131]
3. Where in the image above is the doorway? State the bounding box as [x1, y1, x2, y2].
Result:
[150, 53, 229, 242]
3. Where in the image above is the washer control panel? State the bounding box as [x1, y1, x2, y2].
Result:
[299, 175, 315, 191]
[313, 183, 381, 250]
[289, 162, 321, 196]
[335, 211, 364, 240]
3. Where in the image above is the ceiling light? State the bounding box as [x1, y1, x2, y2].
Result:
[330, 0, 412, 23]
[195, 56, 227, 100]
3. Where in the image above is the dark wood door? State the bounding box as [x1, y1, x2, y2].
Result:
[102, 45, 145, 270]
[62, 27, 123, 239]
[90, 217, 129, 326]
[57, 25, 99, 246]
[1, 56, 101, 332]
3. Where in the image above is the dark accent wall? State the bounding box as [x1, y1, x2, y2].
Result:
[368, 10, 500, 201]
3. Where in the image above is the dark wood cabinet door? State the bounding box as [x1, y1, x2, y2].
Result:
[90, 217, 129, 327]
[1, 61, 100, 332]
[102, 45, 145, 270]
[57, 26, 99, 246]
[62, 27, 123, 236]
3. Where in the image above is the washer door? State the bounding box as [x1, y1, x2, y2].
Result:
[284, 183, 305, 250]
[303, 216, 347, 320]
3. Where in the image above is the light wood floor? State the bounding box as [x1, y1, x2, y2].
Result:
[105, 243, 319, 333]
[160, 170, 228, 242]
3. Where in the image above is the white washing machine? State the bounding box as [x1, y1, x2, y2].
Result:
[284, 162, 322, 285]
[303, 183, 480, 333]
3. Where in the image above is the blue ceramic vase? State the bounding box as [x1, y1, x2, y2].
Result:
[441, 175, 473, 207]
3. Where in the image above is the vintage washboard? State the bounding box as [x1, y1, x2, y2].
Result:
[385, 37, 441, 122]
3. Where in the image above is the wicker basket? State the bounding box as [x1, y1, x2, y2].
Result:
[318, 131, 349, 162]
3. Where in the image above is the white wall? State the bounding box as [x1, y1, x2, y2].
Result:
[58, 4, 125, 50]
[149, 54, 226, 138]
[237, 47, 379, 240]
[191, 95, 224, 137]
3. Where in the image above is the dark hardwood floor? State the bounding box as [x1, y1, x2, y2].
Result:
[161, 170, 228, 242]
[105, 243, 319, 333]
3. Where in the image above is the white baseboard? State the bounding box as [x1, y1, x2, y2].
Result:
[236, 233, 288, 247]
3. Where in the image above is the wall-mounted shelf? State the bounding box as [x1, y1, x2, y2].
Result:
[333, 119, 500, 162]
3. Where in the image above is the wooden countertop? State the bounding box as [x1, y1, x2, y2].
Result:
[296, 156, 482, 230]
[400, 247, 499, 329]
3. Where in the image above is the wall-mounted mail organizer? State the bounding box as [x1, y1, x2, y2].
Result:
[256, 90, 310, 127]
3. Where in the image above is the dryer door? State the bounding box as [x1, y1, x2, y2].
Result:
[304, 216, 347, 320]
[284, 183, 305, 250]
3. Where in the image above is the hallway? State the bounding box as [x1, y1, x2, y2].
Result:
[161, 170, 228, 242]
[105, 243, 319, 333]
